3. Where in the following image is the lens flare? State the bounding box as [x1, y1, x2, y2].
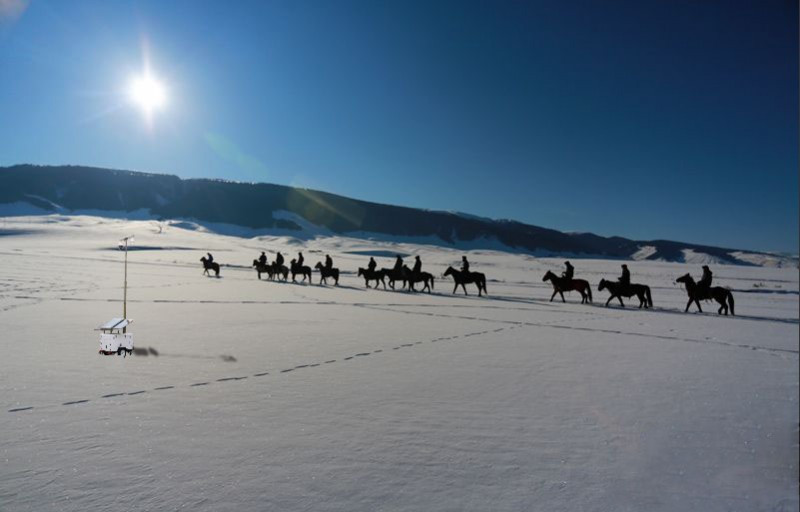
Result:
[128, 74, 166, 113]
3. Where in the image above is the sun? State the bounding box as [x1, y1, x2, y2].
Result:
[128, 74, 166, 115]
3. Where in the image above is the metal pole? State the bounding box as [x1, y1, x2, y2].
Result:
[123, 238, 128, 332]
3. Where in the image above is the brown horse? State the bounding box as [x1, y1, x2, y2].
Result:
[444, 267, 487, 296]
[598, 279, 652, 308]
[380, 267, 408, 290]
[403, 265, 435, 293]
[252, 259, 273, 280]
[542, 270, 592, 304]
[270, 262, 289, 281]
[358, 267, 386, 289]
[315, 262, 340, 285]
[200, 256, 220, 277]
[675, 273, 735, 315]
[290, 259, 312, 283]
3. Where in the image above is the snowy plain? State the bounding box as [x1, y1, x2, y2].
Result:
[1, 214, 797, 511]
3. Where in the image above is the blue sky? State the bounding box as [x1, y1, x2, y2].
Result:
[0, 0, 797, 252]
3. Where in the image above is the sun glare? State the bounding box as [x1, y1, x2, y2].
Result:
[128, 74, 166, 115]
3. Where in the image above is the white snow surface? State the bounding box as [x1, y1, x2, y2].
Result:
[632, 245, 658, 261]
[681, 249, 725, 265]
[1, 214, 798, 511]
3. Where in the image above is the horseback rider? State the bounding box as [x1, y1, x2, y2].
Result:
[275, 251, 284, 268]
[562, 261, 574, 281]
[367, 257, 377, 273]
[206, 252, 214, 264]
[461, 256, 470, 274]
[297, 251, 304, 268]
[394, 255, 404, 272]
[697, 265, 713, 295]
[258, 251, 267, 267]
[325, 254, 333, 270]
[619, 264, 631, 289]
[412, 255, 422, 276]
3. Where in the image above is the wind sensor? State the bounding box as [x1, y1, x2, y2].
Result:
[97, 236, 135, 356]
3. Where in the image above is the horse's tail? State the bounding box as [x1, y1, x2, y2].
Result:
[645, 285, 653, 307]
[727, 291, 735, 316]
[431, 275, 435, 290]
[586, 282, 592, 302]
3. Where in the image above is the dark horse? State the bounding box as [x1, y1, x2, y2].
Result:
[200, 256, 220, 277]
[675, 273, 735, 315]
[403, 265, 435, 293]
[315, 262, 340, 285]
[358, 267, 386, 289]
[381, 267, 408, 290]
[444, 266, 487, 296]
[542, 271, 592, 304]
[252, 259, 273, 280]
[598, 279, 652, 309]
[290, 260, 312, 283]
[270, 262, 289, 281]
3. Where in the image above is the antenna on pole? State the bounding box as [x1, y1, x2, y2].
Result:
[119, 236, 134, 330]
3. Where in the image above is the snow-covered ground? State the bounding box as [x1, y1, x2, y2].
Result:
[1, 215, 797, 511]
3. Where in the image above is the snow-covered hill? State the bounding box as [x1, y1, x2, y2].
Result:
[2, 164, 795, 267]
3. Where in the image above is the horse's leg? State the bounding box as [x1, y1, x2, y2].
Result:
[694, 299, 703, 312]
[453, 282, 458, 294]
[605, 295, 613, 307]
[560, 291, 565, 303]
[461, 283, 468, 295]
[550, 289, 557, 302]
[617, 296, 624, 307]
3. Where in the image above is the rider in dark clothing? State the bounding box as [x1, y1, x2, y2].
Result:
[207, 252, 214, 263]
[698, 265, 713, 294]
[297, 252, 304, 267]
[562, 261, 574, 281]
[412, 256, 422, 276]
[325, 254, 333, 270]
[619, 264, 631, 287]
[258, 252, 267, 266]
[461, 256, 470, 274]
[275, 252, 284, 267]
[394, 255, 404, 272]
[367, 257, 377, 272]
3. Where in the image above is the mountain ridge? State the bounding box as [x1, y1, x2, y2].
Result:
[0, 164, 794, 267]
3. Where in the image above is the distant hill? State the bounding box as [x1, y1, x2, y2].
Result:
[0, 164, 794, 267]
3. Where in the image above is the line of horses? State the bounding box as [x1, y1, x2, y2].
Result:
[541, 270, 734, 315]
[202, 256, 735, 315]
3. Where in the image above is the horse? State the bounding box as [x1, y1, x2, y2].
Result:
[403, 265, 435, 293]
[252, 259, 274, 280]
[270, 262, 289, 281]
[315, 262, 340, 285]
[381, 267, 408, 290]
[358, 267, 386, 289]
[675, 273, 735, 315]
[200, 256, 220, 277]
[598, 279, 652, 308]
[290, 260, 312, 283]
[542, 271, 592, 304]
[443, 266, 487, 296]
